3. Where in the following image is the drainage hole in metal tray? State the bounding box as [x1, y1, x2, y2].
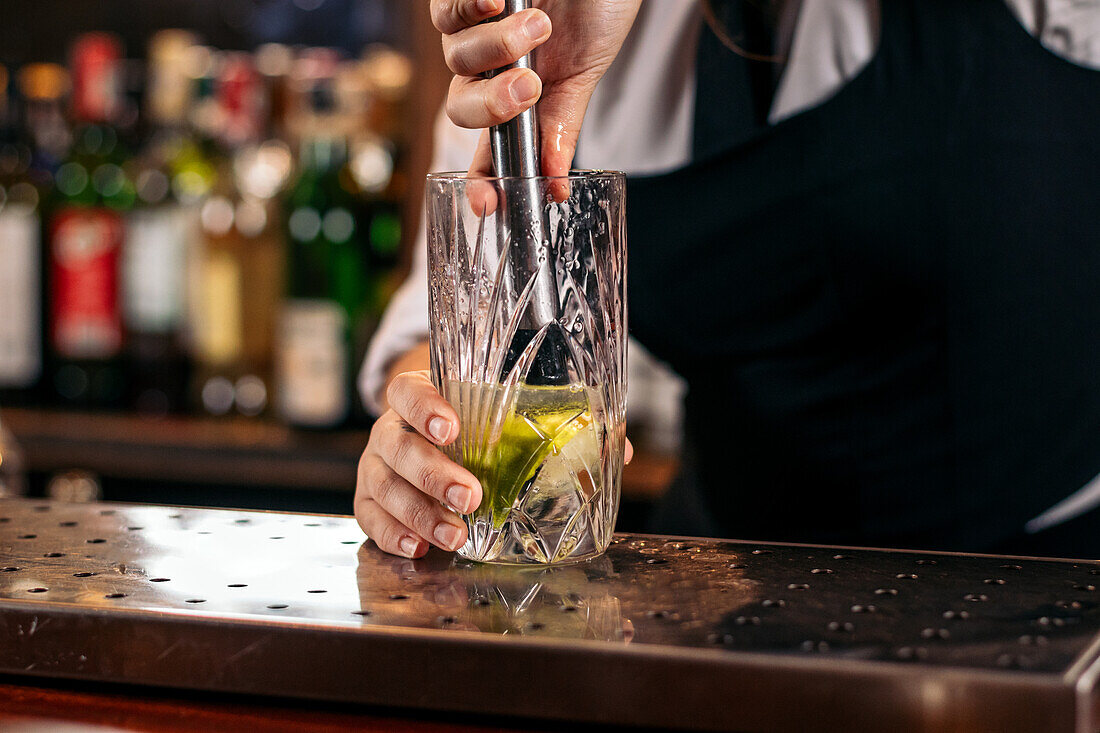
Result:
[185, 599, 206, 604]
[307, 589, 327, 593]
[17, 534, 36, 539]
[86, 538, 106, 544]
[73, 572, 96, 578]
[267, 604, 288, 610]
[352, 610, 372, 616]
[149, 577, 170, 582]
[227, 583, 248, 588]
[59, 521, 78, 527]
[105, 593, 127, 599]
[43, 552, 65, 558]
[27, 587, 48, 593]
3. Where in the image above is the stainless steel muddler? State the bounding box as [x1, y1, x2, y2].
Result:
[484, 0, 567, 384]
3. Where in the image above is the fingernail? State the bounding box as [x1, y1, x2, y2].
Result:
[428, 417, 452, 444]
[446, 484, 472, 513]
[509, 73, 540, 105]
[399, 536, 421, 557]
[477, 0, 499, 13]
[523, 13, 551, 41]
[434, 521, 463, 551]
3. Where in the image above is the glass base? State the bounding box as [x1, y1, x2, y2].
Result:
[458, 513, 613, 565]
[458, 546, 609, 566]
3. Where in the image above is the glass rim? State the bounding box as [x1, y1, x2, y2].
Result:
[426, 169, 625, 183]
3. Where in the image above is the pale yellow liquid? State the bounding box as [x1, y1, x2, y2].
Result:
[447, 382, 600, 529]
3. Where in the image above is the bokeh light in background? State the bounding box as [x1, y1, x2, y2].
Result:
[0, 0, 410, 66]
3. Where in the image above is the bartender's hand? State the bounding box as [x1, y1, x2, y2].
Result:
[355, 370, 481, 559]
[433, 0, 642, 177]
[356, 363, 633, 559]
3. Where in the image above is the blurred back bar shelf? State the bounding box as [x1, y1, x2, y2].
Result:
[1, 407, 677, 518]
[2, 407, 370, 492]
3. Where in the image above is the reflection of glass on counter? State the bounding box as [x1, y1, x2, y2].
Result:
[354, 547, 631, 642]
[456, 556, 629, 641]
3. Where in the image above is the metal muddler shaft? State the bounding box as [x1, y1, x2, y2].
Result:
[485, 0, 566, 385]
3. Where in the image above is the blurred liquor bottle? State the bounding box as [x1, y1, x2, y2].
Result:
[275, 56, 369, 429]
[0, 64, 45, 406]
[191, 52, 289, 418]
[48, 33, 136, 409]
[347, 47, 410, 326]
[343, 47, 409, 360]
[19, 63, 71, 177]
[255, 43, 294, 142]
[120, 30, 206, 415]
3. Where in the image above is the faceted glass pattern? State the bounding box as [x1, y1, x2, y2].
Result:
[426, 172, 627, 564]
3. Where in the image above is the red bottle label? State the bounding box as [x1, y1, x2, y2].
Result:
[71, 33, 123, 124]
[50, 208, 124, 359]
[218, 55, 264, 145]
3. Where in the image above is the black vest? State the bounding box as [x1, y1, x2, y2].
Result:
[627, 0, 1100, 550]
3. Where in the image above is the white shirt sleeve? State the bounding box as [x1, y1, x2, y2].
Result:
[357, 110, 482, 415]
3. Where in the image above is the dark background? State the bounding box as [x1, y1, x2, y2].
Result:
[0, 0, 412, 65]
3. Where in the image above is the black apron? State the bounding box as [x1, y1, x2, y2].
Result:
[629, 0, 1100, 551]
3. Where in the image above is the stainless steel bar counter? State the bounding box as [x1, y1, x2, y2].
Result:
[1, 498, 1100, 732]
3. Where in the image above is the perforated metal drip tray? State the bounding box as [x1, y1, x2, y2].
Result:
[2, 498, 1100, 732]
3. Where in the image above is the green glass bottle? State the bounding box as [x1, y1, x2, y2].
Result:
[276, 74, 369, 429]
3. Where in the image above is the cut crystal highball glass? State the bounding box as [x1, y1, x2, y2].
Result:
[426, 171, 627, 564]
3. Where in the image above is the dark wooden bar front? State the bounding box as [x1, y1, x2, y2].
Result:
[0, 679, 532, 733]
